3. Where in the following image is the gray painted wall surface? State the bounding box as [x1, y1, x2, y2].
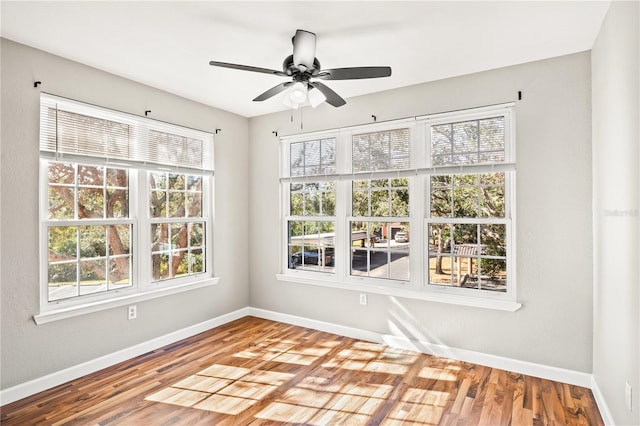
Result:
[0, 39, 250, 389]
[249, 52, 594, 373]
[592, 1, 640, 424]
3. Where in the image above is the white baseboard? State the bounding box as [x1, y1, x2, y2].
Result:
[2, 305, 605, 417]
[0, 307, 250, 406]
[248, 307, 593, 388]
[591, 376, 616, 426]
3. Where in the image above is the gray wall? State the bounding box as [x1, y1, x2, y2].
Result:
[249, 52, 594, 372]
[0, 39, 250, 389]
[592, 1, 640, 424]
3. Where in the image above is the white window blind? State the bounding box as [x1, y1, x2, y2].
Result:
[431, 117, 505, 166]
[290, 138, 336, 177]
[352, 128, 410, 172]
[39, 94, 214, 173]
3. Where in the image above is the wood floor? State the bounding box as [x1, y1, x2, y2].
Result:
[1, 316, 603, 425]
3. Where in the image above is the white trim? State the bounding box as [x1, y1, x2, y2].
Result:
[248, 307, 382, 343]
[2, 306, 249, 405]
[591, 376, 616, 426]
[248, 307, 590, 388]
[2, 306, 601, 412]
[275, 273, 521, 312]
[34, 277, 220, 325]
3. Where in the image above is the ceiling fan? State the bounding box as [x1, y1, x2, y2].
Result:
[209, 29, 392, 108]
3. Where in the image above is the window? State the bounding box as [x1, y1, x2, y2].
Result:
[350, 129, 411, 282]
[39, 94, 215, 319]
[426, 114, 513, 294]
[286, 138, 336, 273]
[279, 105, 517, 310]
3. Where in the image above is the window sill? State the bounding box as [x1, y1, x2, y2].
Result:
[33, 277, 221, 325]
[275, 273, 521, 312]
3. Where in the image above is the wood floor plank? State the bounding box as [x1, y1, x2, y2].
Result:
[0, 316, 604, 426]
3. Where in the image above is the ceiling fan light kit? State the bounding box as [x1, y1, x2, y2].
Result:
[209, 29, 391, 109]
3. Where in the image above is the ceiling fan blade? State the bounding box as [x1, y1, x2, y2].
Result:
[253, 82, 293, 102]
[309, 82, 346, 107]
[209, 61, 288, 77]
[292, 30, 316, 70]
[317, 66, 392, 80]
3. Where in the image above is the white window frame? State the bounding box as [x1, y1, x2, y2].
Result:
[421, 105, 516, 306]
[277, 105, 520, 312]
[36, 95, 218, 324]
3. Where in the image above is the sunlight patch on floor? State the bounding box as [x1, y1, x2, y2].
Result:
[144, 363, 294, 414]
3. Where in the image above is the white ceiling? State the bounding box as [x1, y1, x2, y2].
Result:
[1, 1, 610, 118]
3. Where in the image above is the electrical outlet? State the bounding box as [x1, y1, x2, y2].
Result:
[127, 305, 137, 320]
[359, 293, 367, 306]
[625, 381, 632, 411]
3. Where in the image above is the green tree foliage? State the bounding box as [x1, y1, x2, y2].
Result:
[430, 173, 506, 279]
[47, 163, 130, 284]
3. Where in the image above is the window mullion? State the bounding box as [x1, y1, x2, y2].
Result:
[136, 169, 148, 290]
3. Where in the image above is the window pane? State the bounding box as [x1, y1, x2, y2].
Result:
[108, 225, 130, 256]
[349, 221, 409, 281]
[152, 223, 169, 252]
[352, 190, 369, 216]
[106, 168, 128, 188]
[48, 262, 77, 301]
[49, 226, 77, 260]
[370, 190, 390, 216]
[390, 189, 409, 216]
[480, 259, 507, 292]
[109, 257, 131, 290]
[150, 191, 167, 217]
[427, 223, 453, 286]
[453, 257, 479, 288]
[290, 192, 304, 215]
[190, 222, 204, 247]
[171, 223, 187, 248]
[481, 224, 506, 257]
[48, 162, 75, 184]
[190, 249, 204, 274]
[288, 220, 335, 273]
[106, 189, 129, 218]
[48, 186, 74, 219]
[150, 172, 167, 190]
[168, 192, 185, 217]
[173, 250, 188, 278]
[306, 191, 320, 216]
[152, 253, 170, 280]
[186, 192, 202, 217]
[351, 248, 369, 277]
[430, 188, 452, 218]
[322, 190, 336, 216]
[169, 173, 185, 190]
[187, 175, 202, 191]
[389, 248, 409, 281]
[78, 165, 104, 186]
[79, 225, 106, 257]
[453, 186, 479, 218]
[79, 259, 107, 295]
[78, 188, 104, 218]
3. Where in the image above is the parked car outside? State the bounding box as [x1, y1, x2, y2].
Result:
[291, 247, 335, 267]
[395, 231, 408, 243]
